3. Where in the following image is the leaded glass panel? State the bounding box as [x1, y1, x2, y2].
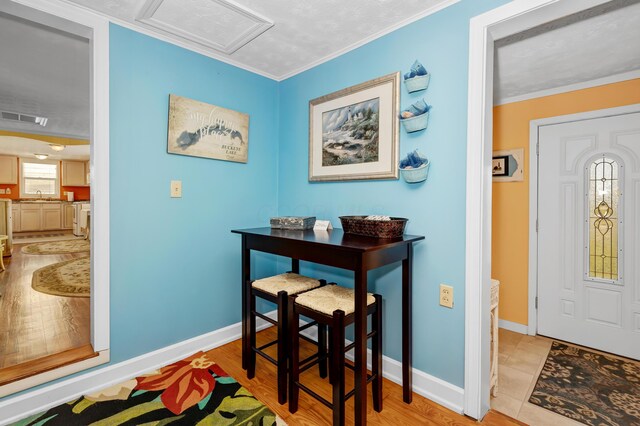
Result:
[587, 156, 620, 281]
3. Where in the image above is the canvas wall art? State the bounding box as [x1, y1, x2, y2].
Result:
[167, 94, 249, 163]
[309, 73, 400, 181]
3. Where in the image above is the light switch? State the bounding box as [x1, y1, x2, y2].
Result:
[170, 180, 182, 198]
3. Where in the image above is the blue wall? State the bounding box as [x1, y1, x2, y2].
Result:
[277, 0, 506, 387]
[1, 1, 511, 406]
[108, 24, 279, 363]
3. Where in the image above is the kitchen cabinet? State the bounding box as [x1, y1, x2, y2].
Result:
[62, 160, 89, 187]
[16, 203, 66, 231]
[0, 155, 18, 184]
[20, 204, 41, 231]
[42, 203, 62, 230]
[63, 203, 74, 229]
[11, 206, 20, 232]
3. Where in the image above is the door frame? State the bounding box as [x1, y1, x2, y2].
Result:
[464, 0, 613, 419]
[0, 0, 110, 398]
[528, 103, 640, 336]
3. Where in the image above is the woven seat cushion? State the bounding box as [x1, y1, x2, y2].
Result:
[295, 285, 376, 316]
[252, 273, 322, 296]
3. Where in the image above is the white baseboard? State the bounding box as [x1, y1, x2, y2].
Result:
[1, 309, 464, 424]
[0, 311, 276, 426]
[298, 320, 464, 413]
[499, 319, 528, 335]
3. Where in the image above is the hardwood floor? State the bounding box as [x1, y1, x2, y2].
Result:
[207, 327, 524, 426]
[0, 344, 97, 386]
[0, 242, 90, 371]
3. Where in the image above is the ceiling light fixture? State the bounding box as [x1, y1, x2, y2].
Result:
[34, 153, 48, 160]
[49, 144, 65, 151]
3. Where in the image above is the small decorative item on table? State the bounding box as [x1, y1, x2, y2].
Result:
[339, 215, 408, 238]
[399, 150, 430, 184]
[404, 60, 430, 93]
[270, 216, 316, 230]
[399, 99, 431, 133]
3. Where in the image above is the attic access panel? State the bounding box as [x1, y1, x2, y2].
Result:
[136, 0, 273, 54]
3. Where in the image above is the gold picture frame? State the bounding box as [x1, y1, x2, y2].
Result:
[308, 72, 400, 182]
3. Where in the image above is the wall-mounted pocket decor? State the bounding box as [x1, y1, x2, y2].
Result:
[492, 148, 524, 182]
[399, 150, 430, 184]
[403, 60, 430, 93]
[399, 99, 431, 133]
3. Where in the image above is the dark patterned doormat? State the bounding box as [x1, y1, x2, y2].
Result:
[12, 351, 285, 425]
[529, 341, 640, 426]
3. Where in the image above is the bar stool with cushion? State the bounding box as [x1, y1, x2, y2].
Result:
[288, 284, 383, 426]
[248, 272, 327, 404]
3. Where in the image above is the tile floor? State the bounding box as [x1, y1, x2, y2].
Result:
[491, 328, 585, 426]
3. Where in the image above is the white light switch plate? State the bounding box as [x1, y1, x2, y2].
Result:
[170, 180, 182, 198]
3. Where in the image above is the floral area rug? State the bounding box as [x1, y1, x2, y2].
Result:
[22, 239, 90, 254]
[529, 341, 640, 426]
[31, 257, 90, 297]
[13, 351, 285, 425]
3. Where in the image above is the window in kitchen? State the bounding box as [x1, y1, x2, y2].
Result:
[20, 159, 60, 198]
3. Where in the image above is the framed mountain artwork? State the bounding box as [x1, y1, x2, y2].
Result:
[308, 72, 400, 181]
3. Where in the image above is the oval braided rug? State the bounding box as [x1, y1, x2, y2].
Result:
[32, 256, 90, 297]
[22, 239, 90, 255]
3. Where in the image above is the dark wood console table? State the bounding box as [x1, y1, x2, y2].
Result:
[231, 227, 424, 425]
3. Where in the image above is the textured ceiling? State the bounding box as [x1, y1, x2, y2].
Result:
[0, 12, 90, 139]
[494, 0, 640, 102]
[64, 0, 455, 79]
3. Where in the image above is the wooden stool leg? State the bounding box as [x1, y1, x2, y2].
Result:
[277, 291, 288, 404]
[372, 294, 383, 412]
[332, 310, 346, 426]
[247, 289, 257, 379]
[318, 323, 328, 379]
[288, 295, 300, 413]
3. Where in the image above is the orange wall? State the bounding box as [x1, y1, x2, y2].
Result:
[0, 158, 90, 201]
[492, 78, 640, 326]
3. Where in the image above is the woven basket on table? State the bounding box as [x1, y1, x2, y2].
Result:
[339, 216, 408, 239]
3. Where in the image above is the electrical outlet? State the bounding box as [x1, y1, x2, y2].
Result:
[0, 189, 5, 194]
[440, 284, 454, 308]
[170, 180, 182, 198]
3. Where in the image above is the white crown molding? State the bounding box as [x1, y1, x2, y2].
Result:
[54, 0, 459, 82]
[0, 311, 277, 425]
[277, 0, 461, 81]
[135, 0, 273, 55]
[498, 319, 528, 335]
[495, 70, 640, 106]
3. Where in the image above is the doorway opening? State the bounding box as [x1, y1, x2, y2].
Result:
[0, 0, 110, 401]
[465, 0, 640, 421]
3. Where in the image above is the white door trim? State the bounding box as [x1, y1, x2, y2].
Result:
[528, 104, 640, 337]
[1, 0, 110, 397]
[464, 0, 613, 419]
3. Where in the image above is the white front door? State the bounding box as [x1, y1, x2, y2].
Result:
[538, 110, 640, 359]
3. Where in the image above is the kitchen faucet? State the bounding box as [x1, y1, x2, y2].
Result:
[36, 190, 42, 199]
